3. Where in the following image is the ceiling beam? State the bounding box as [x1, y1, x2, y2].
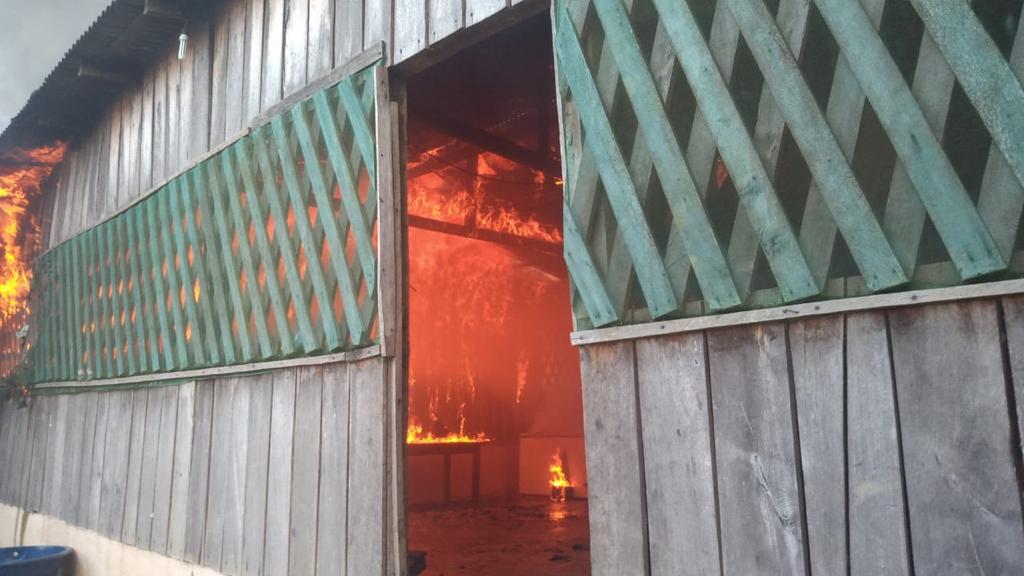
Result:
[409, 104, 561, 176]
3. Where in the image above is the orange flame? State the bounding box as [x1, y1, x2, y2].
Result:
[0, 143, 65, 377]
[550, 450, 570, 488]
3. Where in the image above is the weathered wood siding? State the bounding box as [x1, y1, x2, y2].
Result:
[0, 356, 391, 576]
[42, 0, 541, 249]
[580, 295, 1024, 576]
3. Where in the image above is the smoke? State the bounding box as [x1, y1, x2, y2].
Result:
[0, 0, 110, 131]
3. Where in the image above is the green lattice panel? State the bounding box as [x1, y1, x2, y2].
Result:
[29, 63, 381, 383]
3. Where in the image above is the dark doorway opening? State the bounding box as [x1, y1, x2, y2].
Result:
[403, 13, 591, 576]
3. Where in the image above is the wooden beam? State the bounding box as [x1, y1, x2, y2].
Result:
[409, 104, 561, 175]
[407, 214, 561, 256]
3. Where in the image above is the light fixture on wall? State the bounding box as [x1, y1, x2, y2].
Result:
[178, 25, 189, 60]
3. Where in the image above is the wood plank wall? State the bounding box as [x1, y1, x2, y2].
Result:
[0, 356, 388, 576]
[580, 295, 1024, 576]
[41, 0, 541, 250]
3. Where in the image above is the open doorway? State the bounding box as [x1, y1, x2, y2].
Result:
[402, 13, 591, 576]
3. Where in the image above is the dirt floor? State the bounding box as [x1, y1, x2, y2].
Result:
[407, 497, 591, 576]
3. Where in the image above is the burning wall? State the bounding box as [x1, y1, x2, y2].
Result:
[0, 143, 66, 377]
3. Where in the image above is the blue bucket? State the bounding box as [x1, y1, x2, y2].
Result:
[0, 546, 75, 575]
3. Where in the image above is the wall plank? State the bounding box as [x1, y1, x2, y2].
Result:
[152, 386, 181, 554]
[98, 392, 131, 539]
[242, 375, 273, 575]
[204, 378, 234, 570]
[316, 362, 350, 576]
[264, 369, 297, 575]
[121, 389, 148, 545]
[707, 324, 808, 575]
[263, 0, 286, 111]
[428, 0, 463, 46]
[223, 379, 252, 574]
[788, 316, 846, 575]
[346, 357, 385, 576]
[308, 0, 334, 78]
[167, 382, 196, 560]
[1002, 295, 1024, 467]
[87, 392, 110, 531]
[579, 341, 647, 576]
[185, 381, 215, 563]
[136, 388, 163, 549]
[636, 333, 721, 576]
[334, 0, 363, 64]
[394, 0, 426, 62]
[289, 366, 323, 576]
[889, 301, 1024, 573]
[284, 0, 310, 95]
[245, 0, 266, 121]
[845, 311, 911, 576]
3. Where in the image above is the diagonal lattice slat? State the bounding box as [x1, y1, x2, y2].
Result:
[556, 0, 1024, 329]
[28, 62, 381, 384]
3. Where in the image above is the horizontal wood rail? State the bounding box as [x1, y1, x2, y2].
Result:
[570, 278, 1024, 346]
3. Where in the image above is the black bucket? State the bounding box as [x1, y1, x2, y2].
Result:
[0, 546, 75, 576]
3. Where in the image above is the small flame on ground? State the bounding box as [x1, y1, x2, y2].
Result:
[550, 450, 571, 489]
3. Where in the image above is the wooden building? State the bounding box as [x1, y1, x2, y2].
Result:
[2, 0, 1024, 574]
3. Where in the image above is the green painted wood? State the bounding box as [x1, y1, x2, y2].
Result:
[114, 217, 140, 374]
[564, 207, 619, 326]
[85, 232, 102, 378]
[103, 221, 127, 376]
[555, 14, 680, 318]
[585, 0, 743, 311]
[168, 178, 207, 365]
[153, 190, 189, 368]
[182, 162, 235, 358]
[337, 75, 378, 191]
[293, 104, 366, 345]
[94, 225, 114, 377]
[725, 0, 907, 292]
[138, 200, 175, 371]
[271, 116, 340, 349]
[42, 254, 56, 380]
[233, 139, 294, 355]
[59, 237, 75, 379]
[28, 65, 382, 383]
[124, 211, 158, 373]
[219, 151, 275, 357]
[314, 92, 377, 295]
[253, 126, 318, 352]
[70, 236, 87, 379]
[978, 17, 1024, 260]
[910, 0, 1024, 193]
[811, 0, 1006, 280]
[649, 0, 819, 302]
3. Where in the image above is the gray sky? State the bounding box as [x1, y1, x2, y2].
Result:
[0, 0, 111, 132]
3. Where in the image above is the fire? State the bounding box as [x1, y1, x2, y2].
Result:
[0, 144, 66, 377]
[406, 420, 491, 444]
[549, 450, 570, 489]
[407, 152, 562, 245]
[406, 141, 573, 447]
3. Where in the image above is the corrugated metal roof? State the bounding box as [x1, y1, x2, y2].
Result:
[0, 0, 186, 152]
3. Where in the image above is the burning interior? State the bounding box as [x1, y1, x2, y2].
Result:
[404, 15, 590, 576]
